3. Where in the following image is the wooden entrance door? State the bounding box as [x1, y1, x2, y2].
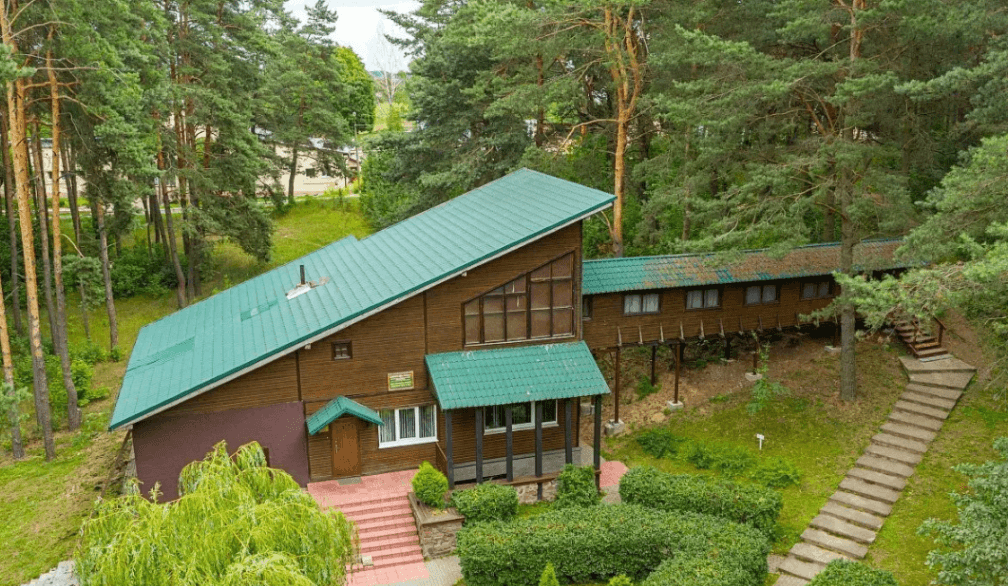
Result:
[330, 418, 361, 478]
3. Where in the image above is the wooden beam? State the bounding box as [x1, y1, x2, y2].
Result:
[475, 407, 484, 484]
[758, 315, 764, 334]
[659, 324, 665, 343]
[777, 314, 782, 332]
[738, 316, 744, 336]
[617, 326, 622, 347]
[445, 410, 455, 489]
[679, 321, 685, 341]
[564, 398, 573, 465]
[594, 394, 602, 491]
[719, 318, 725, 339]
[724, 336, 732, 361]
[699, 320, 705, 340]
[505, 405, 514, 482]
[650, 345, 657, 386]
[535, 401, 544, 501]
[638, 325, 643, 345]
[614, 345, 621, 423]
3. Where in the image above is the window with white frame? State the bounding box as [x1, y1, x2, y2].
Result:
[623, 292, 660, 315]
[745, 284, 778, 305]
[378, 405, 437, 448]
[483, 401, 557, 433]
[686, 288, 720, 310]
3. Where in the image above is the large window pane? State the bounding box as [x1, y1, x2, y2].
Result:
[379, 410, 396, 443]
[506, 294, 526, 311]
[505, 277, 526, 294]
[531, 309, 551, 338]
[642, 293, 659, 313]
[531, 282, 550, 309]
[465, 315, 480, 345]
[484, 313, 504, 342]
[553, 307, 572, 335]
[512, 403, 532, 426]
[552, 279, 572, 308]
[819, 281, 831, 297]
[762, 285, 777, 303]
[483, 295, 503, 314]
[541, 400, 557, 423]
[704, 289, 719, 308]
[507, 311, 527, 340]
[687, 290, 703, 309]
[624, 294, 642, 314]
[746, 286, 761, 305]
[531, 265, 550, 281]
[399, 408, 416, 440]
[551, 254, 572, 278]
[802, 283, 815, 299]
[420, 405, 436, 438]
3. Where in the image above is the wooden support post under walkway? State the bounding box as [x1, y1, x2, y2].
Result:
[614, 345, 621, 423]
[650, 345, 657, 386]
[505, 406, 514, 482]
[593, 394, 602, 491]
[674, 342, 682, 405]
[564, 398, 573, 465]
[535, 402, 544, 501]
[475, 407, 484, 484]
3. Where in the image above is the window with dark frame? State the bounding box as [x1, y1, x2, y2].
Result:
[463, 252, 575, 346]
[623, 292, 660, 315]
[332, 341, 352, 360]
[483, 400, 558, 433]
[685, 287, 720, 310]
[582, 296, 593, 320]
[745, 284, 779, 305]
[801, 280, 834, 300]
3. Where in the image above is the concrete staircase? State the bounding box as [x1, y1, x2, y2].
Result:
[774, 356, 976, 585]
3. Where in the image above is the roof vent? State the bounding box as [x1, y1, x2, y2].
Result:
[286, 265, 330, 300]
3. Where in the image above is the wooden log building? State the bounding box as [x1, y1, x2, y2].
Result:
[111, 169, 904, 499]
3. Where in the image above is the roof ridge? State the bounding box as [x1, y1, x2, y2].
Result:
[583, 238, 904, 265]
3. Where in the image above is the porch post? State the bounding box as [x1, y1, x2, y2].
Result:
[724, 336, 732, 361]
[505, 405, 514, 481]
[614, 346, 621, 423]
[674, 342, 682, 405]
[445, 410, 454, 489]
[564, 398, 573, 465]
[535, 401, 544, 500]
[593, 394, 602, 491]
[475, 407, 484, 484]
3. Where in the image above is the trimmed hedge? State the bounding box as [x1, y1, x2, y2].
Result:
[456, 504, 769, 586]
[807, 560, 899, 586]
[555, 464, 601, 508]
[412, 462, 448, 508]
[619, 466, 782, 537]
[450, 483, 518, 523]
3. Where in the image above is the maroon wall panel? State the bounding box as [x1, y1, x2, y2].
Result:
[133, 401, 310, 501]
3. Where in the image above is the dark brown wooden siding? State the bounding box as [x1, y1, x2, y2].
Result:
[161, 355, 299, 417]
[583, 278, 837, 350]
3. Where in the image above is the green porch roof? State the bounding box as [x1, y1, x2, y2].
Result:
[111, 169, 614, 430]
[425, 341, 609, 410]
[582, 239, 906, 295]
[306, 396, 383, 435]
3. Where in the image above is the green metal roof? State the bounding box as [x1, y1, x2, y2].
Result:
[425, 341, 609, 410]
[111, 169, 614, 430]
[306, 396, 383, 435]
[582, 239, 906, 295]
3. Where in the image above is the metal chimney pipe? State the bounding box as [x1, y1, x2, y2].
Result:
[300, 265, 306, 285]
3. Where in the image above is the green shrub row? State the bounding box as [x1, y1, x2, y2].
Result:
[456, 504, 769, 586]
[619, 466, 783, 537]
[636, 428, 685, 459]
[555, 464, 600, 508]
[450, 483, 518, 523]
[807, 560, 898, 586]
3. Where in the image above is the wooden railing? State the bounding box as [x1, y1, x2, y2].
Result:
[434, 443, 449, 477]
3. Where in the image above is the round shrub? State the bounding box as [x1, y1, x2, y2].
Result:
[456, 504, 769, 586]
[619, 466, 783, 538]
[753, 457, 803, 489]
[555, 464, 600, 508]
[807, 560, 898, 586]
[636, 428, 684, 459]
[412, 461, 448, 508]
[539, 563, 559, 586]
[450, 483, 518, 523]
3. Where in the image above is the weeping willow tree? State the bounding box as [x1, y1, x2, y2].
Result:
[77, 441, 356, 586]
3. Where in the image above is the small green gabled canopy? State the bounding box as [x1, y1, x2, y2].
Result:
[307, 396, 383, 435]
[425, 341, 609, 410]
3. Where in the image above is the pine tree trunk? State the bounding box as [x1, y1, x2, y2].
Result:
[0, 269, 22, 460]
[2, 2, 55, 458]
[839, 172, 857, 402]
[0, 110, 23, 335]
[48, 49, 81, 430]
[287, 144, 298, 205]
[60, 144, 81, 245]
[823, 189, 835, 241]
[95, 202, 118, 352]
[161, 170, 187, 309]
[31, 125, 59, 343]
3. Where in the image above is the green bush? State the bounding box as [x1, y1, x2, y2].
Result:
[412, 461, 448, 508]
[456, 504, 769, 586]
[72, 341, 107, 365]
[555, 464, 600, 508]
[686, 442, 756, 477]
[619, 466, 783, 537]
[636, 377, 660, 400]
[539, 563, 559, 586]
[806, 560, 898, 586]
[450, 483, 518, 523]
[752, 457, 803, 489]
[608, 576, 633, 586]
[71, 359, 94, 402]
[636, 428, 684, 459]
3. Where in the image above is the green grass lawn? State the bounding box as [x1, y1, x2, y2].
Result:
[0, 196, 371, 586]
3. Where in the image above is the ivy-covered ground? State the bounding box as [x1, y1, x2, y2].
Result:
[0, 196, 370, 586]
